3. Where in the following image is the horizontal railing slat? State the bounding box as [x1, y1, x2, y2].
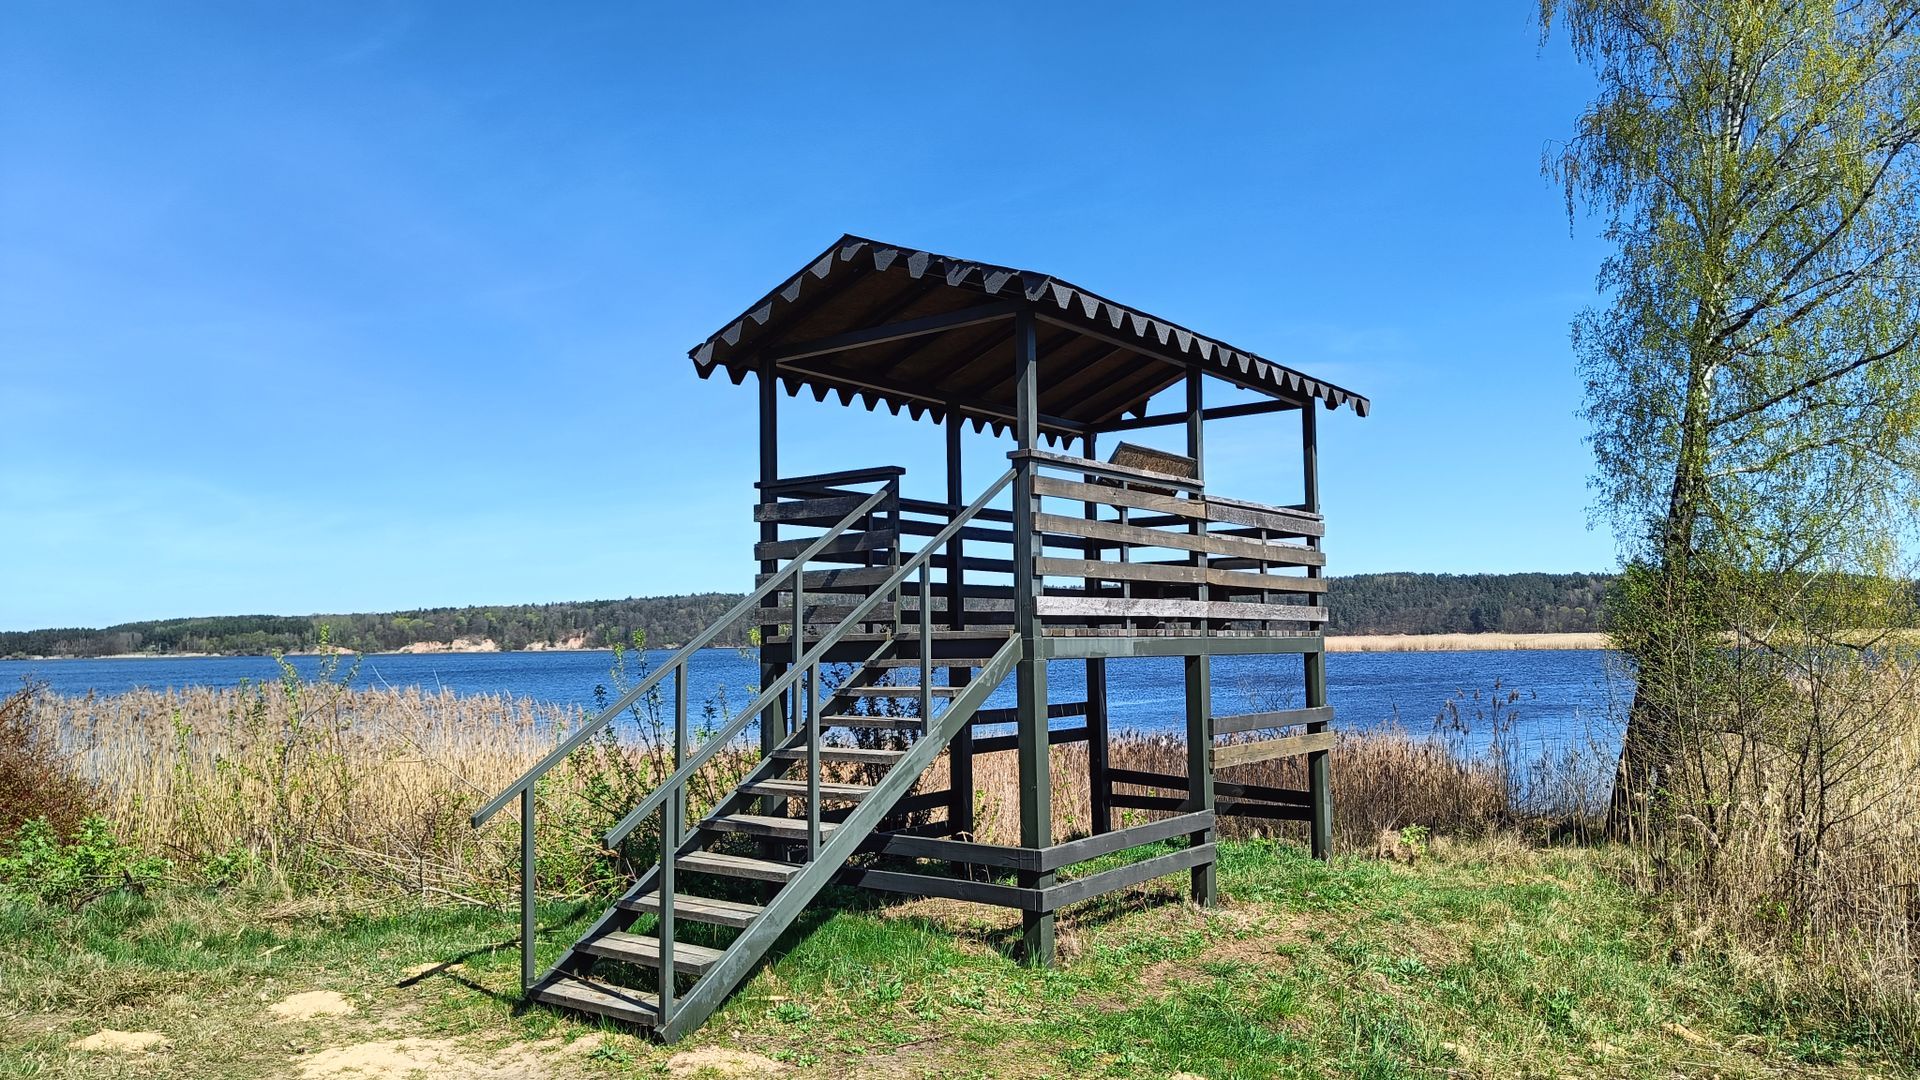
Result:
[1213, 705, 1335, 735]
[1213, 730, 1339, 769]
[1033, 513, 1325, 567]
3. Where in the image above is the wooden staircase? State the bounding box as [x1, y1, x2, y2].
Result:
[530, 629, 1019, 1038]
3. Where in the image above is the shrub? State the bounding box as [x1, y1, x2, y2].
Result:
[0, 815, 169, 905]
[0, 682, 97, 839]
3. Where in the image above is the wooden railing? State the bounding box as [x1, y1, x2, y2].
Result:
[1014, 450, 1327, 637]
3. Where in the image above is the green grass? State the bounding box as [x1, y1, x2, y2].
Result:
[0, 838, 1909, 1078]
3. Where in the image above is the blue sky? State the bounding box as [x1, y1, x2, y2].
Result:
[0, 4, 1614, 632]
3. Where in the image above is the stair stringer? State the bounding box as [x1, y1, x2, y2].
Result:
[537, 642, 903, 989]
[655, 633, 1023, 1042]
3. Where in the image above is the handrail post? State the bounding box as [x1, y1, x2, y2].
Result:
[792, 570, 805, 739]
[658, 797, 676, 1023]
[918, 562, 932, 728]
[519, 788, 535, 993]
[806, 659, 821, 858]
[673, 669, 687, 847]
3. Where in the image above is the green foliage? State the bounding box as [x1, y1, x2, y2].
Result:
[0, 593, 751, 658]
[0, 816, 169, 904]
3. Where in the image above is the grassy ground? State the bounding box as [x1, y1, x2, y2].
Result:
[1, 837, 1905, 1080]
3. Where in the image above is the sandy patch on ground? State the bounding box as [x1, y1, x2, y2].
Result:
[270, 990, 357, 1020]
[665, 1047, 788, 1078]
[69, 1030, 170, 1053]
[296, 1037, 564, 1080]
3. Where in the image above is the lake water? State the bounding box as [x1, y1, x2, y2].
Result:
[1, 646, 1625, 759]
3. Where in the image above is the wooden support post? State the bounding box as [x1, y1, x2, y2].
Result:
[944, 417, 975, 861]
[1011, 308, 1055, 963]
[1082, 431, 1112, 835]
[1302, 402, 1332, 860]
[1184, 366, 1217, 906]
[756, 359, 789, 861]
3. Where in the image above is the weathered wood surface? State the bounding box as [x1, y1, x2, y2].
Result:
[1032, 475, 1325, 537]
[1212, 729, 1339, 769]
[752, 494, 873, 524]
[1213, 705, 1335, 735]
[1015, 448, 1203, 492]
[1033, 513, 1324, 566]
[1034, 596, 1327, 623]
[754, 528, 897, 562]
[1033, 556, 1327, 594]
[619, 892, 764, 929]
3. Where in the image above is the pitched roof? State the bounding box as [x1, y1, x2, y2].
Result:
[689, 234, 1369, 439]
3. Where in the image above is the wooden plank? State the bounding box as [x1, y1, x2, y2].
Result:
[752, 494, 871, 523]
[1220, 799, 1313, 821]
[1033, 475, 1205, 521]
[738, 778, 874, 799]
[1037, 811, 1215, 871]
[754, 529, 896, 562]
[970, 724, 1090, 755]
[970, 701, 1088, 725]
[1034, 557, 1328, 595]
[619, 892, 763, 929]
[704, 813, 840, 841]
[1205, 495, 1326, 536]
[1043, 842, 1216, 910]
[756, 465, 905, 491]
[1014, 449, 1203, 492]
[837, 865, 1042, 910]
[1213, 730, 1339, 769]
[532, 974, 658, 1026]
[764, 301, 1020, 364]
[770, 746, 904, 765]
[890, 791, 950, 816]
[1035, 596, 1328, 623]
[1213, 705, 1335, 735]
[1109, 792, 1187, 812]
[1033, 513, 1324, 566]
[579, 931, 722, 975]
[758, 566, 896, 592]
[865, 831, 1038, 870]
[1108, 767, 1188, 790]
[1215, 779, 1311, 805]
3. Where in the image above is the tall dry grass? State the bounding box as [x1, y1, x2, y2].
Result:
[1621, 647, 1920, 1047]
[23, 669, 1592, 899]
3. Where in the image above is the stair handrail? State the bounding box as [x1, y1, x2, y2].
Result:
[469, 481, 897, 831]
[600, 465, 1017, 849]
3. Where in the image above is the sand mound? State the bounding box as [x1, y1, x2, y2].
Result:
[665, 1047, 788, 1077]
[69, 1030, 169, 1053]
[298, 1038, 551, 1079]
[269, 990, 356, 1020]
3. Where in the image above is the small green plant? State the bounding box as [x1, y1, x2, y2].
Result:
[0, 815, 170, 905]
[1398, 824, 1431, 861]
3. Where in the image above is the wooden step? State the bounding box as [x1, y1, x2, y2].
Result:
[531, 973, 658, 1026]
[771, 746, 905, 765]
[867, 655, 999, 668]
[842, 685, 965, 698]
[705, 813, 839, 841]
[619, 891, 764, 929]
[579, 930, 724, 975]
[676, 850, 799, 883]
[740, 778, 875, 800]
[822, 714, 925, 731]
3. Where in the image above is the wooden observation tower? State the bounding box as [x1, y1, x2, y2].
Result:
[471, 235, 1370, 1040]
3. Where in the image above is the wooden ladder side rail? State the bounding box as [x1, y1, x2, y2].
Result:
[651, 633, 1024, 1042]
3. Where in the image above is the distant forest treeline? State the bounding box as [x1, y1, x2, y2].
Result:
[1, 573, 1617, 659]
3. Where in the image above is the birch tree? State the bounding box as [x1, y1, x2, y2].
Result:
[1541, 0, 1920, 831]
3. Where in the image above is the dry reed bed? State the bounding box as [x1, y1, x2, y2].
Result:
[25, 682, 1557, 902]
